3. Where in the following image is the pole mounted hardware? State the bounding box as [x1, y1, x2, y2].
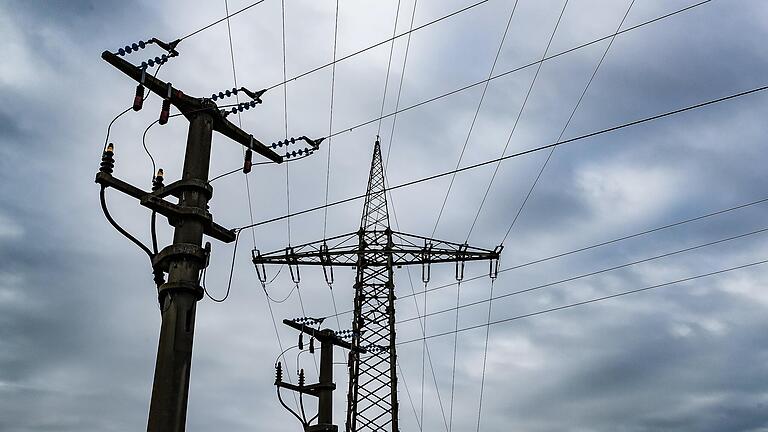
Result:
[112, 37, 181, 70]
[276, 319, 367, 432]
[97, 47, 285, 432]
[101, 50, 283, 164]
[253, 139, 502, 432]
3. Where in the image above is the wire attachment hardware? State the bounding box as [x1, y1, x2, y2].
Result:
[320, 242, 334, 286]
[489, 245, 503, 280]
[455, 243, 468, 281]
[114, 37, 180, 69]
[286, 247, 300, 283]
[252, 249, 268, 283]
[421, 240, 433, 284]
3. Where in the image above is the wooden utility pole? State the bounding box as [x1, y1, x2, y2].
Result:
[97, 49, 282, 432]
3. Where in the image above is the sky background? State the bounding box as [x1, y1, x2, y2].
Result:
[2, 0, 768, 431]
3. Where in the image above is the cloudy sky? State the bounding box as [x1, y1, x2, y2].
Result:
[2, 0, 768, 431]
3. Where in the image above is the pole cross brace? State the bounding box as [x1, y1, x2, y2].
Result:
[95, 171, 236, 243]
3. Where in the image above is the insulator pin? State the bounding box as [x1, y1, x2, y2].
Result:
[100, 143, 115, 174]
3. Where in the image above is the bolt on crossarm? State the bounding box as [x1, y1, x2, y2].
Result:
[253, 140, 502, 432]
[96, 49, 282, 432]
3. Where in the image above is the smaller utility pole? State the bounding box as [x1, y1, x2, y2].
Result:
[276, 319, 366, 432]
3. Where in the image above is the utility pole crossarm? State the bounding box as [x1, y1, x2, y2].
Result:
[100, 50, 283, 163]
[252, 231, 502, 267]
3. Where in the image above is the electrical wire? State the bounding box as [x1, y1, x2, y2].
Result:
[142, 120, 160, 179]
[377, 0, 402, 137]
[99, 185, 154, 259]
[234, 83, 768, 233]
[447, 280, 461, 432]
[323, 0, 340, 239]
[502, 0, 635, 244]
[387, 192, 450, 432]
[324, 0, 343, 332]
[263, 0, 497, 92]
[102, 106, 131, 155]
[474, 278, 494, 432]
[203, 229, 241, 302]
[396, 225, 768, 325]
[396, 258, 768, 345]
[178, 0, 269, 41]
[320, 0, 713, 143]
[431, 0, 519, 237]
[317, 194, 768, 320]
[383, 0, 419, 170]
[466, 0, 570, 242]
[397, 359, 422, 430]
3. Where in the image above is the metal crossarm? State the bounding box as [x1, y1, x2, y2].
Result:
[255, 140, 501, 432]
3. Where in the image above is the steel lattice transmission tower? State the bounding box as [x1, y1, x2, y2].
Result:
[253, 140, 501, 432]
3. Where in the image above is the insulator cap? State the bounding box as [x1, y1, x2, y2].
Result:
[133, 84, 145, 111]
[159, 99, 171, 125]
[298, 333, 304, 350]
[243, 149, 253, 174]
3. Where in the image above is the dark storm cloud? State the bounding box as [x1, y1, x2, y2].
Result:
[2, 0, 768, 431]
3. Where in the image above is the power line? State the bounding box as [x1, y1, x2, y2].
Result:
[502, 0, 635, 244]
[235, 83, 768, 231]
[384, 0, 419, 170]
[263, 0, 497, 92]
[181, 0, 713, 174]
[321, 0, 713, 142]
[318, 194, 768, 320]
[377, 0, 403, 137]
[396, 226, 768, 325]
[178, 0, 269, 41]
[396, 258, 768, 345]
[432, 0, 520, 238]
[466, 0, 570, 242]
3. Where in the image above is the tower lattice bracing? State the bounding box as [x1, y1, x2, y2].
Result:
[347, 140, 398, 432]
[252, 140, 502, 432]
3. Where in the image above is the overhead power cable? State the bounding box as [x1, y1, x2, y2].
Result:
[235, 83, 768, 231]
[502, 0, 635, 244]
[317, 194, 768, 320]
[396, 258, 768, 345]
[178, 0, 269, 41]
[432, 0, 520, 237]
[321, 0, 713, 142]
[263, 0, 497, 92]
[466, 0, 570, 242]
[396, 225, 768, 325]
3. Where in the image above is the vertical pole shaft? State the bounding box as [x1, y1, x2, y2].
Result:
[318, 331, 334, 427]
[147, 113, 214, 432]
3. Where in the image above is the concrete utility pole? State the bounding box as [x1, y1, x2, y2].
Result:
[276, 319, 366, 432]
[253, 140, 502, 432]
[97, 49, 282, 432]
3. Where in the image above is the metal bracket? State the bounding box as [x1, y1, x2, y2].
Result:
[252, 249, 268, 283]
[152, 243, 208, 273]
[95, 171, 236, 243]
[158, 280, 204, 300]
